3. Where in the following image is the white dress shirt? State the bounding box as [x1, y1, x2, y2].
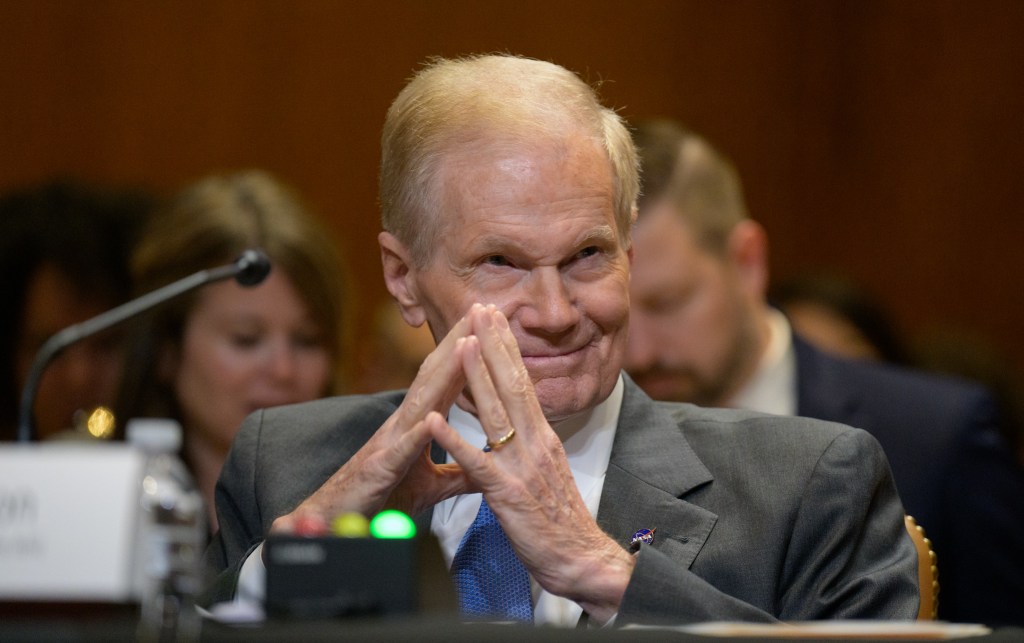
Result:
[727, 308, 797, 416]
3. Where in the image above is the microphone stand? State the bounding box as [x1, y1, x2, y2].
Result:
[16, 250, 271, 443]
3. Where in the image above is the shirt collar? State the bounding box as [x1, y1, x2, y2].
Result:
[727, 308, 797, 416]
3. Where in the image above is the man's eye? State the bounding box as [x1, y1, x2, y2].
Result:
[576, 246, 600, 260]
[484, 255, 512, 267]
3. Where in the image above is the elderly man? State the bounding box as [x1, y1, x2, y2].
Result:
[625, 118, 1024, 626]
[204, 55, 918, 626]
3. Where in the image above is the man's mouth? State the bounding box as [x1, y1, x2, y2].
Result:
[520, 344, 589, 371]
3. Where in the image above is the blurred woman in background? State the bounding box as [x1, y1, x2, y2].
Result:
[0, 179, 156, 442]
[118, 171, 351, 531]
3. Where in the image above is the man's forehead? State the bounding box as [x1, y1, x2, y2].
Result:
[440, 129, 609, 184]
[494, 155, 536, 177]
[426, 130, 619, 246]
[442, 124, 598, 163]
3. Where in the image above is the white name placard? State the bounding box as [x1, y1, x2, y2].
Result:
[0, 442, 144, 601]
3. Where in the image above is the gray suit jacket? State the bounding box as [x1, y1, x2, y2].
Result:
[204, 376, 918, 624]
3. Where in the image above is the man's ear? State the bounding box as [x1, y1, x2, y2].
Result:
[378, 231, 427, 327]
[727, 219, 769, 299]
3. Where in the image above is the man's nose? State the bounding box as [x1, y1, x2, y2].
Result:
[520, 268, 579, 334]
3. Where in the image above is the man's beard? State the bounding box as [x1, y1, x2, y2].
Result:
[629, 313, 761, 408]
[629, 364, 731, 407]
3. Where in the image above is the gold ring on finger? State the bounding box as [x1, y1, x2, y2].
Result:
[485, 428, 516, 452]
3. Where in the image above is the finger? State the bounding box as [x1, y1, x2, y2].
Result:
[426, 410, 500, 492]
[492, 306, 529, 372]
[474, 306, 544, 434]
[421, 411, 482, 495]
[391, 312, 474, 430]
[459, 334, 517, 448]
[434, 463, 477, 492]
[304, 412, 438, 518]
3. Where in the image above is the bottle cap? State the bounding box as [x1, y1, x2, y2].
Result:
[126, 418, 183, 453]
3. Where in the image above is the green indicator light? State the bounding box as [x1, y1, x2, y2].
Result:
[369, 509, 417, 539]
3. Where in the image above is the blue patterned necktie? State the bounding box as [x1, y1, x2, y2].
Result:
[450, 497, 533, 621]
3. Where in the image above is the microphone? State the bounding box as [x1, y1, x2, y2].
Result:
[233, 248, 272, 286]
[16, 250, 272, 443]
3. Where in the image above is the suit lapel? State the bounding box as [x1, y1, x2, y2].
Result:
[597, 377, 718, 569]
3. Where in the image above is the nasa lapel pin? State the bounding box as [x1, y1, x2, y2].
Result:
[629, 527, 657, 552]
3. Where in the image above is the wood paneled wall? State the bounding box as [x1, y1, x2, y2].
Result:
[3, 1, 1023, 372]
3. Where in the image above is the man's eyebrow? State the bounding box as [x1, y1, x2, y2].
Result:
[580, 225, 617, 246]
[469, 234, 516, 254]
[472, 224, 617, 253]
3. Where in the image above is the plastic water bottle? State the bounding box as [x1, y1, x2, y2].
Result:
[128, 418, 206, 643]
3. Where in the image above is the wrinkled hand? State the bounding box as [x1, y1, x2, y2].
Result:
[428, 305, 636, 623]
[272, 314, 476, 534]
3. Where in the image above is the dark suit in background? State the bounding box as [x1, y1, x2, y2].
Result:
[794, 335, 1024, 625]
[205, 376, 918, 623]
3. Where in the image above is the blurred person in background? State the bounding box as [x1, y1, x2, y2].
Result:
[0, 179, 156, 442]
[913, 327, 1024, 466]
[116, 171, 352, 532]
[773, 272, 1024, 465]
[770, 272, 910, 364]
[624, 117, 1024, 625]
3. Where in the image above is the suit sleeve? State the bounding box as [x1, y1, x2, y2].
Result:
[616, 428, 919, 624]
[199, 410, 266, 607]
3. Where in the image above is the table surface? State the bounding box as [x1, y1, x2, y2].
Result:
[2, 612, 1022, 643]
